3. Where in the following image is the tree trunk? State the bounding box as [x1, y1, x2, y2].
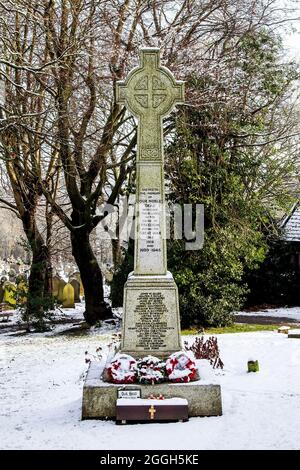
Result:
[44, 252, 53, 299]
[22, 211, 50, 330]
[71, 228, 111, 325]
[44, 202, 54, 305]
[112, 238, 123, 269]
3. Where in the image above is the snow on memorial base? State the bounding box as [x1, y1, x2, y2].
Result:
[82, 361, 222, 419]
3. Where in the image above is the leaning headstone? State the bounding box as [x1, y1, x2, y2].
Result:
[62, 283, 75, 308]
[3, 281, 17, 307]
[116, 48, 184, 357]
[70, 279, 80, 303]
[57, 279, 66, 303]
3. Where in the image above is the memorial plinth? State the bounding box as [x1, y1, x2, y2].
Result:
[122, 272, 181, 357]
[82, 362, 223, 419]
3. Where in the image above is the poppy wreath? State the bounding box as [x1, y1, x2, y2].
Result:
[106, 353, 137, 384]
[166, 351, 197, 383]
[136, 356, 167, 385]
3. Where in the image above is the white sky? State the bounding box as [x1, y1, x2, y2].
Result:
[283, 30, 300, 59]
[280, 0, 300, 60]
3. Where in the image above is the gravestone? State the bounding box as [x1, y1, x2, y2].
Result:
[116, 48, 184, 357]
[69, 272, 84, 296]
[62, 283, 75, 308]
[70, 279, 80, 303]
[16, 275, 27, 305]
[3, 281, 16, 307]
[52, 276, 61, 298]
[57, 279, 66, 303]
[70, 271, 80, 282]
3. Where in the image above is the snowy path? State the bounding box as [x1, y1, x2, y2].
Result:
[0, 330, 300, 450]
[237, 306, 300, 323]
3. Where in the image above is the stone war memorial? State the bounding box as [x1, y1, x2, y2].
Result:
[117, 47, 183, 358]
[82, 48, 222, 421]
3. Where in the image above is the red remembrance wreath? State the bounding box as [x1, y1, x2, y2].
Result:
[166, 352, 197, 383]
[106, 353, 137, 384]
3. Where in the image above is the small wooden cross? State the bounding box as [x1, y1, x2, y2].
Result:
[148, 404, 156, 420]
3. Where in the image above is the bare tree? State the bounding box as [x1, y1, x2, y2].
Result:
[1, 0, 298, 324]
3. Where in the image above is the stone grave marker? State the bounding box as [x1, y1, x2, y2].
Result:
[116, 48, 184, 357]
[16, 275, 27, 304]
[3, 281, 16, 307]
[52, 276, 61, 298]
[57, 279, 66, 303]
[69, 272, 84, 296]
[70, 279, 81, 303]
[62, 283, 75, 308]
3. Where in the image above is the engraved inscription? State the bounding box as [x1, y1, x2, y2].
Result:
[131, 292, 174, 350]
[139, 188, 162, 254]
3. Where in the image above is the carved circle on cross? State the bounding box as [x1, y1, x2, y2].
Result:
[116, 49, 184, 120]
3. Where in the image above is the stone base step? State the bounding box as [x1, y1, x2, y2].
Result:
[82, 362, 222, 419]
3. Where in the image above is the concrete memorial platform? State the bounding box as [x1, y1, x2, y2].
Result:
[82, 362, 222, 419]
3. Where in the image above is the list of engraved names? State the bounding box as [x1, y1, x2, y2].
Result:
[130, 291, 174, 350]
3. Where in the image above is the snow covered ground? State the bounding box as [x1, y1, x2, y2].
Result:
[236, 306, 300, 322]
[1, 326, 300, 450]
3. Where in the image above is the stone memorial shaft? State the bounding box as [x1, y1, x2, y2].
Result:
[116, 48, 184, 357]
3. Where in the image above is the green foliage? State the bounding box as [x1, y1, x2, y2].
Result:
[110, 242, 134, 308]
[109, 30, 299, 329]
[14, 236, 55, 332]
[165, 30, 298, 328]
[22, 293, 55, 332]
[168, 233, 264, 328]
[13, 276, 55, 332]
[244, 238, 300, 307]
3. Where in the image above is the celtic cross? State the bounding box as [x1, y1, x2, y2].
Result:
[116, 48, 184, 275]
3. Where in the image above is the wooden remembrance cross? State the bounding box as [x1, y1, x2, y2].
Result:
[116, 48, 184, 357]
